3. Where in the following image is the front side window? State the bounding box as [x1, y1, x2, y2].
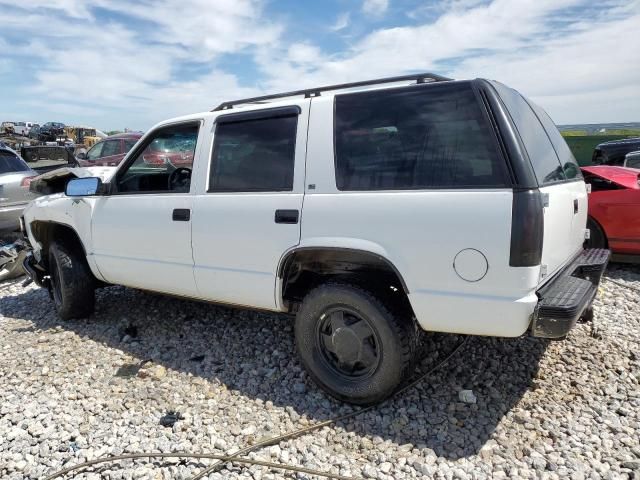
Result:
[86, 142, 104, 161]
[492, 83, 566, 186]
[334, 82, 508, 191]
[116, 122, 199, 194]
[209, 114, 297, 192]
[101, 140, 120, 157]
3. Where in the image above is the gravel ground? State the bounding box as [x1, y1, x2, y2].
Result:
[0, 264, 639, 480]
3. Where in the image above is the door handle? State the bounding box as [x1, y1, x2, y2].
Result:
[573, 199, 579, 214]
[172, 208, 191, 222]
[275, 209, 299, 224]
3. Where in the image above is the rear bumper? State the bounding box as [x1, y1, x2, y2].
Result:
[531, 248, 610, 338]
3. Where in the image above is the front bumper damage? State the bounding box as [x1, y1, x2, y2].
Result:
[531, 248, 610, 339]
[0, 236, 46, 287]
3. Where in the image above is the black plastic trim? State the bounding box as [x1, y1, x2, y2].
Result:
[274, 209, 299, 224]
[213, 72, 452, 110]
[476, 79, 538, 189]
[532, 248, 610, 338]
[277, 247, 410, 294]
[215, 106, 301, 124]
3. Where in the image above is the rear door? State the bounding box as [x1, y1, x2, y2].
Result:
[492, 83, 587, 281]
[191, 102, 309, 309]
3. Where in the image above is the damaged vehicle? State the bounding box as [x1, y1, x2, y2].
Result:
[13, 74, 610, 404]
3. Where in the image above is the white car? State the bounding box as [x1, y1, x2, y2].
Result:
[19, 73, 609, 404]
[12, 122, 29, 136]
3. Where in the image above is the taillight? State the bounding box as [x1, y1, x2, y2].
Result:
[20, 176, 33, 188]
[510, 189, 544, 267]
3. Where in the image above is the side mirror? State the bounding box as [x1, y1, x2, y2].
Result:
[76, 152, 87, 160]
[65, 177, 102, 196]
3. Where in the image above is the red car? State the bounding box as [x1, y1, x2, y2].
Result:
[77, 133, 142, 167]
[582, 165, 640, 257]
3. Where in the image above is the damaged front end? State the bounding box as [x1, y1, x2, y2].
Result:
[29, 165, 116, 195]
[0, 236, 40, 285]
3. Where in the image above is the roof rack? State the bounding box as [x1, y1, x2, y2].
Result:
[212, 72, 452, 111]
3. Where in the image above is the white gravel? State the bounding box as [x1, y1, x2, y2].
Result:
[0, 264, 639, 479]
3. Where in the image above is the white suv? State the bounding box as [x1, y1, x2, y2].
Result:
[19, 73, 609, 404]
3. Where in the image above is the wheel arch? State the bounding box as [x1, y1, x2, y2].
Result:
[277, 245, 413, 315]
[30, 221, 88, 269]
[587, 215, 608, 248]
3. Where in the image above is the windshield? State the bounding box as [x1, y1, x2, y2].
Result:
[0, 151, 30, 174]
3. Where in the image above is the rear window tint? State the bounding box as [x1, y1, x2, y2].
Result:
[334, 82, 508, 191]
[0, 151, 30, 174]
[492, 83, 566, 186]
[209, 115, 297, 192]
[529, 102, 582, 181]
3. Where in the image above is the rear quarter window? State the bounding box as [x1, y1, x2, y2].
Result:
[528, 102, 582, 181]
[334, 82, 509, 191]
[492, 82, 566, 186]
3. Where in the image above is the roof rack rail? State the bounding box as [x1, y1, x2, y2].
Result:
[212, 72, 452, 111]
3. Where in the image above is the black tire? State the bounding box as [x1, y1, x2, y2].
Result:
[586, 217, 607, 249]
[48, 239, 95, 320]
[295, 283, 418, 405]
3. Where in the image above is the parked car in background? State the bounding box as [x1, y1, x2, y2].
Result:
[77, 132, 142, 167]
[39, 122, 66, 141]
[1, 122, 15, 135]
[28, 125, 41, 139]
[582, 166, 640, 258]
[0, 144, 39, 235]
[12, 122, 29, 136]
[592, 137, 640, 166]
[624, 151, 640, 169]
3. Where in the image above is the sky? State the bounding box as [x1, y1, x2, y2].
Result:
[0, 0, 639, 131]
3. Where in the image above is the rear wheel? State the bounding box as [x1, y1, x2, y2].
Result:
[295, 283, 418, 405]
[48, 239, 95, 319]
[586, 217, 607, 249]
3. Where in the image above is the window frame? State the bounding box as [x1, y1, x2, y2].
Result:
[110, 119, 202, 196]
[206, 106, 300, 194]
[331, 80, 513, 192]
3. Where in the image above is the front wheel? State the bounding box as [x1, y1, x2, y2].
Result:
[48, 239, 95, 319]
[295, 283, 418, 405]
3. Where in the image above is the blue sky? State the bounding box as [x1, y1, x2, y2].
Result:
[0, 0, 639, 131]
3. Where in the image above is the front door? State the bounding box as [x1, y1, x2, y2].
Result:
[191, 102, 309, 309]
[92, 121, 201, 297]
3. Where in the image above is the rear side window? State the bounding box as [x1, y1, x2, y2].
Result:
[334, 82, 508, 190]
[209, 115, 297, 192]
[0, 151, 30, 174]
[492, 83, 565, 186]
[529, 102, 582, 181]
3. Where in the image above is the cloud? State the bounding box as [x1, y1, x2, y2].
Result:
[0, 0, 638, 129]
[330, 12, 351, 31]
[256, 0, 640, 123]
[362, 0, 389, 17]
